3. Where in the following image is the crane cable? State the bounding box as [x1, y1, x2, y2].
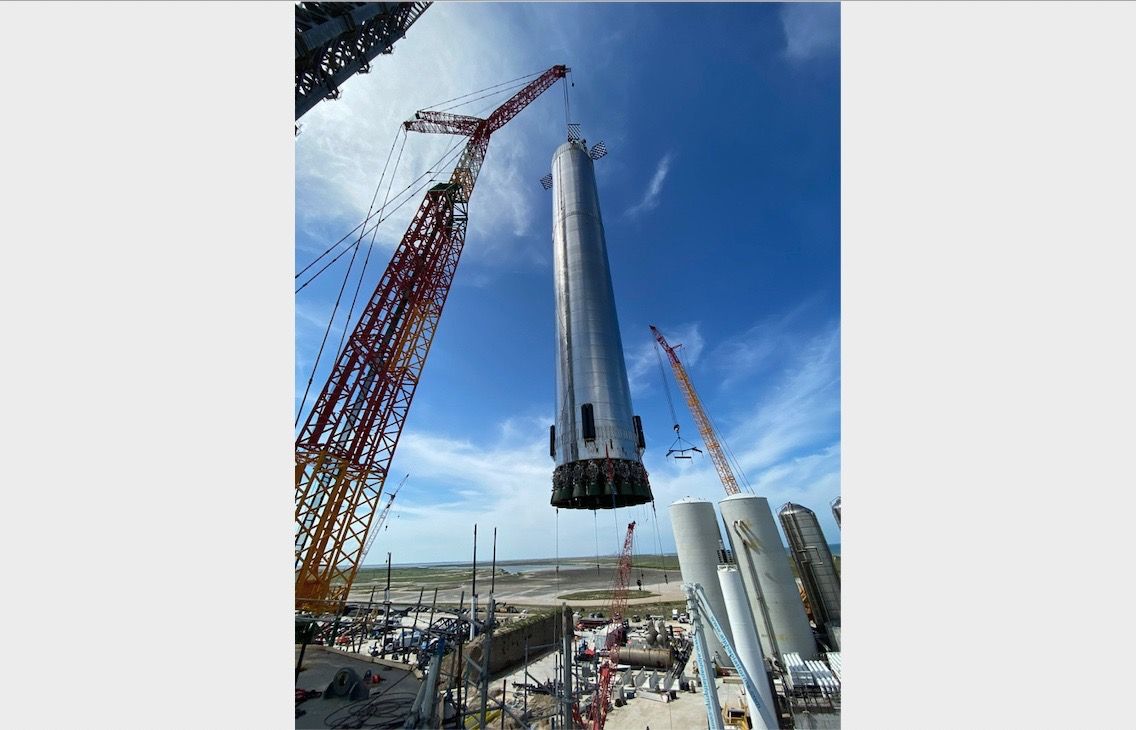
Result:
[563, 69, 571, 130]
[295, 133, 468, 292]
[295, 126, 412, 426]
[593, 510, 601, 575]
[295, 76, 536, 292]
[295, 128, 403, 281]
[654, 340, 680, 430]
[651, 500, 668, 586]
[435, 77, 538, 115]
[422, 68, 543, 113]
[330, 132, 408, 366]
[295, 69, 556, 423]
[702, 398, 754, 493]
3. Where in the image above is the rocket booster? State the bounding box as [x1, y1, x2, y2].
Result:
[548, 138, 652, 509]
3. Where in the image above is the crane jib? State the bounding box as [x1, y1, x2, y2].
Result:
[295, 65, 569, 612]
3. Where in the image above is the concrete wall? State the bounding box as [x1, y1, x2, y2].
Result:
[444, 609, 560, 686]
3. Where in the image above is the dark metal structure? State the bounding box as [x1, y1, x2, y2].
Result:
[295, 2, 431, 120]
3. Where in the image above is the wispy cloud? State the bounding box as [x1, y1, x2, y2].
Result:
[779, 3, 840, 63]
[644, 319, 841, 542]
[730, 322, 840, 476]
[369, 314, 840, 563]
[624, 153, 673, 219]
[625, 321, 703, 397]
[374, 418, 563, 564]
[709, 294, 823, 388]
[296, 4, 571, 274]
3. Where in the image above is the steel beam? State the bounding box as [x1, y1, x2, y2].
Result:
[296, 2, 431, 120]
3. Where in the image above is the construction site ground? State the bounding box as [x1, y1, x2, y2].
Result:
[295, 645, 422, 728]
[349, 561, 684, 608]
[604, 677, 724, 730]
[302, 611, 833, 729]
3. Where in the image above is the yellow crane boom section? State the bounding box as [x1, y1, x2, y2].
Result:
[650, 325, 741, 496]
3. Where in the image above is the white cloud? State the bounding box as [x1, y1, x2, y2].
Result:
[371, 422, 565, 564]
[730, 322, 840, 477]
[625, 322, 704, 397]
[366, 317, 840, 563]
[780, 3, 840, 63]
[623, 153, 673, 219]
[643, 320, 841, 545]
[296, 4, 571, 273]
[711, 295, 822, 388]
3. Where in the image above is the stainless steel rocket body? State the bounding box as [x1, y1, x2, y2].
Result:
[549, 140, 651, 509]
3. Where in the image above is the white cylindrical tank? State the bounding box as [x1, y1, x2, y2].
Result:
[669, 497, 733, 667]
[719, 494, 816, 660]
[718, 566, 776, 730]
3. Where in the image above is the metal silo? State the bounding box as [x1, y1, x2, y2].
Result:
[549, 137, 651, 509]
[719, 494, 816, 660]
[831, 495, 841, 527]
[668, 497, 733, 667]
[717, 565, 776, 730]
[778, 502, 841, 648]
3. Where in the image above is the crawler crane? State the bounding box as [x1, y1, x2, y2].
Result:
[295, 66, 569, 612]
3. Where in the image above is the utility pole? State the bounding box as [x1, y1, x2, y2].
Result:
[381, 552, 392, 657]
[479, 597, 496, 729]
[360, 584, 377, 653]
[471, 524, 478, 641]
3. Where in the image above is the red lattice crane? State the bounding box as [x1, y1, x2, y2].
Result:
[295, 65, 569, 613]
[589, 520, 636, 730]
[650, 325, 743, 496]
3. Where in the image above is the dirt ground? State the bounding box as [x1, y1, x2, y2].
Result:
[348, 561, 686, 609]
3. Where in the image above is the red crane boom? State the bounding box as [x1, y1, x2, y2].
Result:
[650, 325, 743, 496]
[590, 520, 636, 730]
[295, 65, 568, 612]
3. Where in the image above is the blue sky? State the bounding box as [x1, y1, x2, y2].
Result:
[295, 2, 840, 564]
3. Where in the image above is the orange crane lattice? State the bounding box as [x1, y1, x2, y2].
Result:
[650, 325, 743, 496]
[294, 66, 568, 613]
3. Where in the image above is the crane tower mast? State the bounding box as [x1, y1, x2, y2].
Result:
[295, 65, 568, 612]
[650, 325, 742, 496]
[590, 520, 636, 730]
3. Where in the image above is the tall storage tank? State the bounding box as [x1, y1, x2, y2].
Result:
[778, 502, 841, 649]
[717, 566, 776, 730]
[669, 497, 733, 667]
[831, 496, 841, 527]
[719, 494, 816, 660]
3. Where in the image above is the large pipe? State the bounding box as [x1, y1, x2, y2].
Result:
[617, 646, 673, 669]
[717, 565, 775, 726]
[549, 137, 651, 509]
[669, 498, 733, 667]
[719, 494, 816, 660]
